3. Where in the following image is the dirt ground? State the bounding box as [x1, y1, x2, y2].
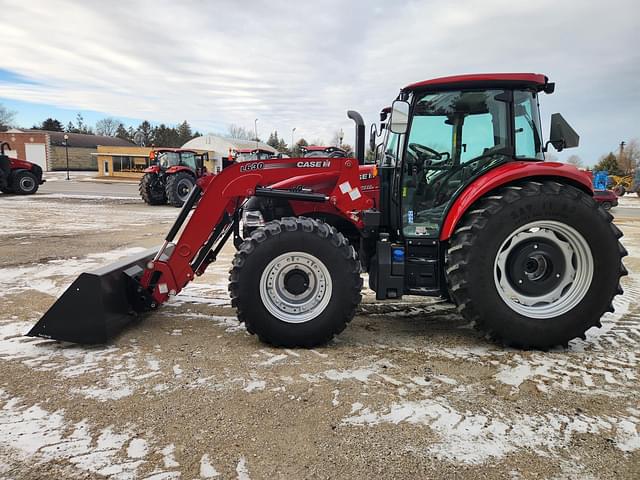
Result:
[0, 193, 639, 480]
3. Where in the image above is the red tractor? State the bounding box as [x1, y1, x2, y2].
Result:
[31, 73, 627, 352]
[233, 148, 275, 162]
[139, 148, 208, 207]
[0, 142, 46, 195]
[301, 145, 348, 158]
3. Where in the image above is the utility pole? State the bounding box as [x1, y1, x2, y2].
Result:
[64, 134, 70, 180]
[291, 127, 296, 155]
[254, 119, 259, 150]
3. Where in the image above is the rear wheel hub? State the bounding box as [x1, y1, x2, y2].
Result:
[494, 221, 594, 319]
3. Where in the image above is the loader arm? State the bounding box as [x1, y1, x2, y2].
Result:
[138, 157, 372, 308]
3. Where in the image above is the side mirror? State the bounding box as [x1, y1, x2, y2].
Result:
[369, 123, 378, 152]
[547, 113, 579, 152]
[389, 100, 410, 134]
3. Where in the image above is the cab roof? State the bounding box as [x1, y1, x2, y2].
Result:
[153, 148, 198, 153]
[235, 148, 273, 154]
[403, 73, 551, 92]
[302, 145, 344, 152]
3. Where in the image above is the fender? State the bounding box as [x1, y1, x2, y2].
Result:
[439, 161, 593, 241]
[143, 165, 161, 174]
[8, 157, 34, 170]
[165, 165, 195, 175]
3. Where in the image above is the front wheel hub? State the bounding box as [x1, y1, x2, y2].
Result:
[260, 252, 332, 323]
[494, 221, 594, 318]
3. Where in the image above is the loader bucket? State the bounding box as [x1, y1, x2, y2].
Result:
[27, 247, 159, 344]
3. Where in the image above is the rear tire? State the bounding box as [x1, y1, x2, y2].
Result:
[139, 173, 167, 205]
[13, 171, 39, 194]
[166, 171, 194, 207]
[229, 217, 362, 347]
[446, 181, 626, 349]
[601, 201, 612, 210]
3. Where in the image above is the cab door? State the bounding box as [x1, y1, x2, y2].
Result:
[399, 89, 511, 240]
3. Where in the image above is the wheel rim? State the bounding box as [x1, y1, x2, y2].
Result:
[260, 252, 333, 323]
[493, 220, 594, 319]
[176, 178, 193, 202]
[19, 176, 35, 192]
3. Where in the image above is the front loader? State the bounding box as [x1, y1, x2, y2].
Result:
[29, 73, 627, 349]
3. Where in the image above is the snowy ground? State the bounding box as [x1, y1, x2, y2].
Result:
[0, 194, 638, 479]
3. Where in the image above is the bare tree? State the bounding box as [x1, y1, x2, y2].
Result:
[619, 139, 639, 175]
[330, 130, 344, 147]
[0, 103, 16, 132]
[566, 154, 583, 168]
[227, 124, 252, 140]
[95, 117, 120, 136]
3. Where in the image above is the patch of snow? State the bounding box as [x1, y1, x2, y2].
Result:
[0, 391, 150, 478]
[200, 453, 220, 478]
[161, 444, 180, 468]
[127, 438, 149, 459]
[343, 397, 640, 464]
[243, 380, 266, 393]
[236, 456, 251, 480]
[0, 247, 148, 298]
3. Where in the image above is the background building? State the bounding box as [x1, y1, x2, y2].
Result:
[0, 129, 133, 171]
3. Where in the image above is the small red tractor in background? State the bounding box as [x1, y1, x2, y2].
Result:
[301, 145, 348, 158]
[139, 148, 208, 207]
[31, 73, 627, 352]
[234, 148, 275, 162]
[0, 142, 46, 195]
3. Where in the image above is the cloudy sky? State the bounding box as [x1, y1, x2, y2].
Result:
[0, 0, 638, 164]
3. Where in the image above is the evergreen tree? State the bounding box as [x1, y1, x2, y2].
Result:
[136, 121, 154, 146]
[594, 152, 621, 175]
[115, 123, 132, 142]
[36, 118, 64, 132]
[176, 120, 193, 146]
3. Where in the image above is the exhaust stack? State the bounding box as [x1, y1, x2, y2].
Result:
[347, 110, 365, 165]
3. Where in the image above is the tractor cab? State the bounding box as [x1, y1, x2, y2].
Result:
[377, 73, 577, 240]
[151, 148, 208, 176]
[234, 148, 274, 162]
[301, 146, 347, 158]
[372, 73, 581, 299]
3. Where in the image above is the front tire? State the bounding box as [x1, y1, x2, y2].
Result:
[446, 181, 627, 349]
[229, 217, 362, 347]
[166, 171, 195, 207]
[139, 173, 167, 205]
[13, 171, 39, 194]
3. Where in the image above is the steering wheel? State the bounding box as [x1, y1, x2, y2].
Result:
[407, 143, 452, 169]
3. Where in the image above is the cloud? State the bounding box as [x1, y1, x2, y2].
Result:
[0, 0, 638, 161]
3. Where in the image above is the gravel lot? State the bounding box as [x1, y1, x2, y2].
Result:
[1, 192, 639, 479]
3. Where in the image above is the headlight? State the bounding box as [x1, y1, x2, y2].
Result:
[242, 209, 265, 227]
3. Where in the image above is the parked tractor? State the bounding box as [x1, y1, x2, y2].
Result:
[233, 148, 275, 162]
[139, 148, 208, 207]
[30, 73, 626, 352]
[0, 142, 46, 195]
[301, 146, 348, 158]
